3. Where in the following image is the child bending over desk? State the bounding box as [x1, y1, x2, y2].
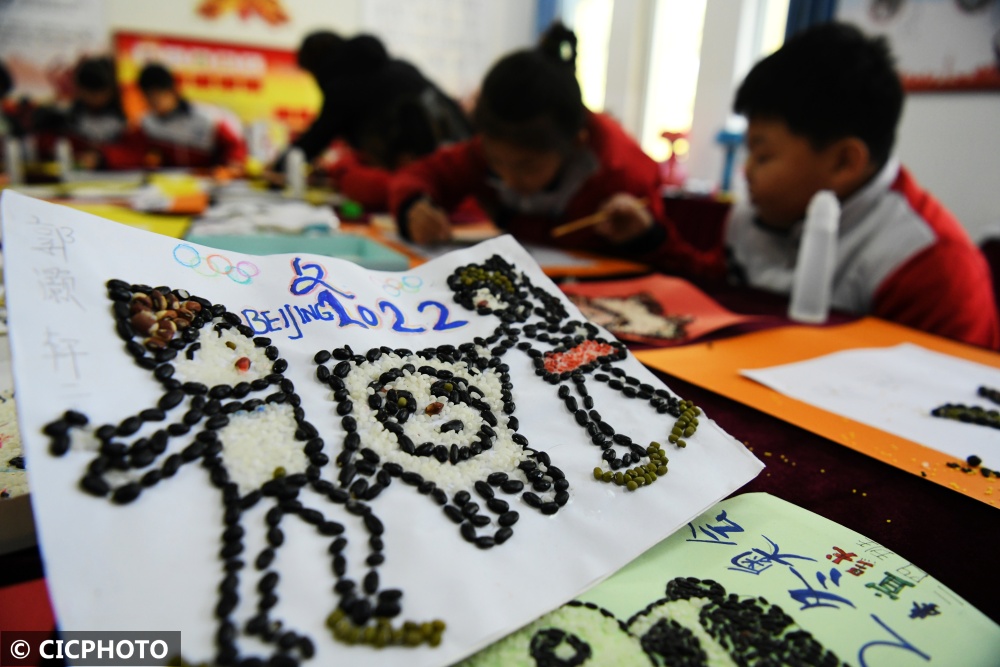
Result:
[389, 24, 701, 271]
[725, 22, 999, 349]
[137, 63, 246, 171]
[63, 57, 143, 170]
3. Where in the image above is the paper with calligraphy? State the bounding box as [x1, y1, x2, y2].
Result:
[462, 492, 1000, 666]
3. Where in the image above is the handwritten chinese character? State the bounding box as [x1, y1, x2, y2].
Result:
[729, 536, 814, 575]
[862, 545, 895, 561]
[30, 219, 75, 262]
[36, 267, 83, 309]
[825, 546, 857, 565]
[787, 567, 855, 611]
[909, 602, 941, 619]
[847, 560, 874, 576]
[43, 328, 86, 381]
[866, 572, 915, 601]
[857, 614, 930, 667]
[686, 509, 744, 545]
[895, 563, 928, 585]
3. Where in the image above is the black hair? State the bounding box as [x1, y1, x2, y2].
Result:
[473, 22, 584, 152]
[137, 63, 176, 93]
[328, 34, 389, 77]
[537, 21, 578, 69]
[0, 60, 12, 99]
[75, 56, 117, 93]
[733, 22, 903, 168]
[297, 30, 344, 76]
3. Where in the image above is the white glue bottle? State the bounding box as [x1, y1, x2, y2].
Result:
[788, 190, 840, 324]
[55, 137, 74, 181]
[285, 147, 305, 199]
[4, 137, 24, 185]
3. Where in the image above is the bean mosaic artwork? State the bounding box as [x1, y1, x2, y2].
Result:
[930, 385, 1000, 431]
[566, 293, 692, 342]
[459, 578, 846, 667]
[40, 254, 705, 666]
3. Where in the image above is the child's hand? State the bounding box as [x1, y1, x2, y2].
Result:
[77, 150, 102, 171]
[594, 193, 653, 244]
[407, 199, 453, 245]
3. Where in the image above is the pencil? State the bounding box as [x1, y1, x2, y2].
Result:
[550, 198, 649, 238]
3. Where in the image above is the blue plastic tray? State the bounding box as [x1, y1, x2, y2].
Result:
[184, 233, 410, 271]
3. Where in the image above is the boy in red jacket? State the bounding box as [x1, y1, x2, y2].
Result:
[137, 63, 245, 170]
[725, 22, 998, 349]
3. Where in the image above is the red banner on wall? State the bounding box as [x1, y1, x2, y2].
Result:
[114, 31, 320, 142]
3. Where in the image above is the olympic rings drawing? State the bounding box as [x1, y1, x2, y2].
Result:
[376, 274, 423, 297]
[173, 244, 260, 285]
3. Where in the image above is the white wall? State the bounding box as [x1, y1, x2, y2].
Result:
[104, 0, 534, 99]
[685, 0, 760, 190]
[358, 0, 536, 99]
[896, 95, 1000, 242]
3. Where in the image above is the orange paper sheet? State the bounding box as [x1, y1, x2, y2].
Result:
[560, 275, 757, 346]
[636, 318, 1000, 507]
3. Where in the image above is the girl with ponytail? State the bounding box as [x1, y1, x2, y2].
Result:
[390, 22, 698, 274]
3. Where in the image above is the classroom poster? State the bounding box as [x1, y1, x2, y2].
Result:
[461, 493, 1000, 666]
[0, 191, 761, 666]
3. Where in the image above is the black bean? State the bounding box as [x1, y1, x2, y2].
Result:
[440, 419, 464, 433]
[336, 400, 353, 416]
[495, 526, 514, 544]
[258, 571, 279, 593]
[334, 360, 351, 378]
[522, 492, 542, 508]
[140, 408, 166, 422]
[487, 472, 508, 486]
[501, 479, 524, 494]
[206, 415, 230, 430]
[182, 381, 208, 395]
[540, 502, 559, 515]
[112, 482, 141, 504]
[314, 350, 332, 364]
[498, 511, 520, 527]
[460, 522, 477, 543]
[81, 475, 110, 497]
[267, 527, 284, 547]
[475, 536, 495, 549]
[117, 417, 142, 436]
[364, 513, 384, 535]
[272, 359, 288, 373]
[158, 390, 185, 411]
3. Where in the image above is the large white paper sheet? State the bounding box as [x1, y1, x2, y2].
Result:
[1, 191, 761, 667]
[743, 343, 1000, 469]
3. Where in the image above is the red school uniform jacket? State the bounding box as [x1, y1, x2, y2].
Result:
[140, 101, 246, 169]
[389, 112, 713, 273]
[726, 159, 1000, 349]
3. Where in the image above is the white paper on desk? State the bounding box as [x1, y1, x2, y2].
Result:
[0, 191, 761, 667]
[742, 343, 1000, 469]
